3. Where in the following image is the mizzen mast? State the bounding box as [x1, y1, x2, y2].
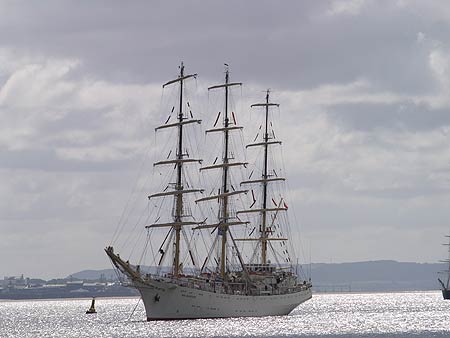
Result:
[240, 90, 287, 265]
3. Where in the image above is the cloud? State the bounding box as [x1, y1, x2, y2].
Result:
[326, 0, 368, 16]
[417, 32, 426, 43]
[1, 1, 450, 277]
[0, 56, 160, 160]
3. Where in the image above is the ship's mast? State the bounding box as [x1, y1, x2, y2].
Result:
[260, 90, 271, 264]
[220, 69, 231, 277]
[439, 235, 450, 290]
[174, 63, 185, 277]
[217, 67, 238, 278]
[196, 65, 247, 279]
[239, 90, 288, 266]
[146, 62, 204, 278]
[256, 90, 279, 265]
[446, 235, 450, 288]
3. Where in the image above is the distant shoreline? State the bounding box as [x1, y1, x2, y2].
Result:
[0, 289, 443, 301]
[0, 295, 141, 302]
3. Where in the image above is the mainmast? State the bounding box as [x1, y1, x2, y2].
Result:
[239, 90, 287, 265]
[196, 65, 247, 279]
[146, 62, 204, 278]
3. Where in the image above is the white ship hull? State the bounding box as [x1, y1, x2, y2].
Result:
[135, 279, 312, 320]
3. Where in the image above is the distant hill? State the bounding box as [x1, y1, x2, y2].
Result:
[68, 266, 159, 280]
[305, 260, 444, 292]
[70, 260, 445, 292]
[67, 269, 118, 281]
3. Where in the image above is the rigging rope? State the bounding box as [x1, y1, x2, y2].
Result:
[127, 297, 142, 322]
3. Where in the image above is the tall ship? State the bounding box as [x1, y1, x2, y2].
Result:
[438, 235, 450, 300]
[106, 63, 312, 320]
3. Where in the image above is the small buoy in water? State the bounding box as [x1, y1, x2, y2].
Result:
[86, 297, 97, 314]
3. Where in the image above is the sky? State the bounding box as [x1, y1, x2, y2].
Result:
[1, 0, 450, 279]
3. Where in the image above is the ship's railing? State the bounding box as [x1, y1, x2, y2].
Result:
[155, 275, 250, 295]
[141, 273, 312, 296]
[250, 281, 311, 296]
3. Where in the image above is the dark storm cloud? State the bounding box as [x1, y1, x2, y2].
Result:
[0, 0, 439, 93]
[0, 1, 320, 85]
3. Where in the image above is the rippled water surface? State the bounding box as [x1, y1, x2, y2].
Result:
[1, 291, 450, 337]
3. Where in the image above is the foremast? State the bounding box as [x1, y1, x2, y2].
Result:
[174, 62, 188, 277]
[196, 66, 248, 279]
[240, 90, 288, 266]
[147, 62, 204, 278]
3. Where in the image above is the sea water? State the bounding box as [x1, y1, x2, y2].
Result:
[1, 291, 449, 337]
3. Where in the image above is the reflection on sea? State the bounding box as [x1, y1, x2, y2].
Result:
[1, 291, 449, 337]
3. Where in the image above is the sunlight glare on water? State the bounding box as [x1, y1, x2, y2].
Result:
[1, 292, 450, 337]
